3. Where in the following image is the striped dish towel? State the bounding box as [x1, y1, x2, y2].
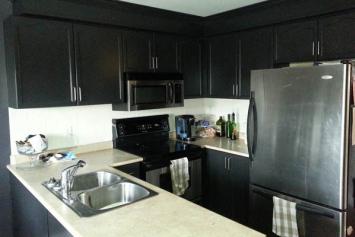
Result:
[170, 157, 189, 196]
[272, 196, 299, 237]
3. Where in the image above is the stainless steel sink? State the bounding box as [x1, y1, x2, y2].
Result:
[43, 170, 157, 217]
[77, 182, 151, 210]
[71, 171, 122, 191]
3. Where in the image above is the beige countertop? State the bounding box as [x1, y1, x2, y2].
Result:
[182, 137, 249, 157]
[7, 148, 263, 237]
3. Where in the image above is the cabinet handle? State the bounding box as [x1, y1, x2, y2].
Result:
[70, 84, 74, 102]
[156, 57, 159, 69]
[317, 41, 320, 56]
[224, 157, 227, 170]
[152, 57, 155, 70]
[232, 84, 235, 96]
[227, 157, 231, 171]
[67, 30, 75, 103]
[73, 86, 77, 102]
[78, 87, 82, 102]
[312, 41, 315, 56]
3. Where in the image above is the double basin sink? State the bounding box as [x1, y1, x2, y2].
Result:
[43, 171, 157, 217]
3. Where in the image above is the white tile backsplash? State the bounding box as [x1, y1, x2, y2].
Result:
[8, 98, 249, 154]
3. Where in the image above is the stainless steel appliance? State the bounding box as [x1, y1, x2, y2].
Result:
[247, 63, 355, 237]
[175, 115, 196, 141]
[112, 115, 203, 202]
[112, 73, 184, 111]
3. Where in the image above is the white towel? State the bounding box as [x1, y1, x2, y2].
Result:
[170, 157, 189, 196]
[272, 196, 299, 237]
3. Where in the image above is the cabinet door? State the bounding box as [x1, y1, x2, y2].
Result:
[228, 155, 250, 224]
[239, 28, 273, 98]
[178, 39, 203, 98]
[48, 212, 72, 237]
[123, 31, 154, 72]
[205, 149, 233, 218]
[207, 35, 237, 98]
[154, 34, 179, 72]
[5, 17, 75, 108]
[10, 175, 48, 237]
[74, 24, 122, 105]
[318, 11, 355, 60]
[274, 20, 317, 64]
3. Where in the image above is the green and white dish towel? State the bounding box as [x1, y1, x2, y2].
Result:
[170, 157, 189, 196]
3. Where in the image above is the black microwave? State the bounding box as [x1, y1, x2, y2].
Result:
[113, 73, 184, 111]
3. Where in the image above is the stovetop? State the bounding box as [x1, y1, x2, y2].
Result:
[116, 139, 202, 163]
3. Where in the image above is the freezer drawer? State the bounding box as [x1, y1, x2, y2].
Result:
[249, 185, 347, 237]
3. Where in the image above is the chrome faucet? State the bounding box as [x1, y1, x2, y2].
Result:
[60, 160, 86, 200]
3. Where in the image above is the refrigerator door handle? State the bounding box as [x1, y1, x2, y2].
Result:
[247, 91, 258, 161]
[252, 189, 335, 219]
[297, 204, 335, 219]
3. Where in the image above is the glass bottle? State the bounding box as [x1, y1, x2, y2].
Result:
[216, 116, 226, 137]
[225, 114, 231, 138]
[230, 113, 236, 140]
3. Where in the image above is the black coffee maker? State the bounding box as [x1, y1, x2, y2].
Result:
[175, 115, 196, 141]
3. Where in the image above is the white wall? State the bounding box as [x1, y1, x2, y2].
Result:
[8, 98, 249, 154]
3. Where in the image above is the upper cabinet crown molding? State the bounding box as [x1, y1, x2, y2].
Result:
[204, 0, 355, 36]
[12, 0, 203, 36]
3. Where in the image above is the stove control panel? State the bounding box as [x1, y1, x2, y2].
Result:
[113, 115, 170, 137]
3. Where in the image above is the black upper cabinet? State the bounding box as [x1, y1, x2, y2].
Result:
[207, 35, 237, 98]
[123, 31, 179, 73]
[206, 28, 273, 99]
[5, 17, 75, 108]
[5, 17, 123, 108]
[154, 34, 179, 72]
[238, 28, 273, 98]
[74, 25, 122, 105]
[274, 20, 317, 64]
[205, 149, 250, 224]
[318, 11, 355, 61]
[178, 39, 203, 98]
[123, 31, 154, 72]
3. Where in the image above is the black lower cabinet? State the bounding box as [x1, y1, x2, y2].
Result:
[48, 212, 72, 237]
[204, 149, 250, 224]
[10, 175, 72, 237]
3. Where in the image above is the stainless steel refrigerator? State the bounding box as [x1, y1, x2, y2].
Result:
[247, 63, 355, 237]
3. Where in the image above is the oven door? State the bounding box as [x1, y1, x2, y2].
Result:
[145, 159, 202, 202]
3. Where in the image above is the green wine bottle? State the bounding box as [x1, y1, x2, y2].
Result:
[225, 114, 231, 138]
[216, 116, 226, 137]
[229, 113, 236, 140]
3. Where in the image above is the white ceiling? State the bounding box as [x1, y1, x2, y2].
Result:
[117, 0, 266, 17]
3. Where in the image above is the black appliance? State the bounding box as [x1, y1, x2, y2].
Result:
[175, 115, 196, 141]
[112, 114, 203, 202]
[112, 73, 184, 111]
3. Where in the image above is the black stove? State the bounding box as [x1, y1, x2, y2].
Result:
[113, 114, 202, 167]
[112, 114, 203, 202]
